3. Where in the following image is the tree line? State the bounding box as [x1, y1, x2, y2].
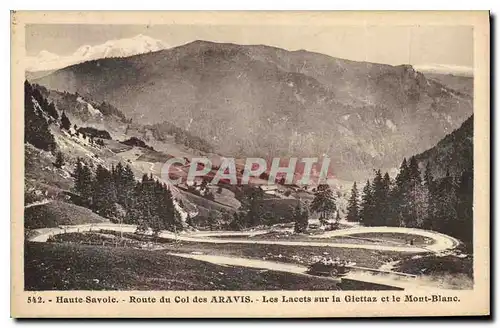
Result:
[227, 183, 339, 233]
[25, 81, 57, 151]
[346, 156, 473, 246]
[73, 160, 182, 234]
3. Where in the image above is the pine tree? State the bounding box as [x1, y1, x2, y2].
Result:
[46, 102, 59, 120]
[73, 158, 84, 192]
[371, 170, 386, 226]
[73, 158, 94, 207]
[135, 174, 154, 227]
[311, 184, 336, 226]
[408, 181, 430, 228]
[382, 172, 392, 225]
[241, 187, 264, 227]
[60, 112, 71, 130]
[455, 169, 473, 246]
[229, 211, 246, 231]
[293, 201, 309, 233]
[208, 211, 221, 231]
[346, 182, 359, 222]
[112, 162, 125, 204]
[333, 211, 341, 230]
[421, 161, 435, 229]
[433, 169, 458, 234]
[405, 156, 424, 228]
[200, 179, 209, 194]
[359, 180, 373, 226]
[424, 161, 434, 188]
[24, 81, 56, 151]
[92, 165, 117, 218]
[408, 156, 421, 184]
[186, 214, 194, 227]
[383, 172, 391, 195]
[151, 180, 164, 233]
[120, 164, 136, 211]
[395, 158, 409, 187]
[391, 158, 411, 227]
[158, 183, 176, 231]
[54, 151, 65, 168]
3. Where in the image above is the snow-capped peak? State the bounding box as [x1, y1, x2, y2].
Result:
[26, 34, 169, 72]
[37, 50, 59, 61]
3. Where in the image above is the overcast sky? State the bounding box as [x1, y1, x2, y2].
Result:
[26, 24, 473, 69]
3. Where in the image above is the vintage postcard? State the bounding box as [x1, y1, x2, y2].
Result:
[11, 11, 490, 318]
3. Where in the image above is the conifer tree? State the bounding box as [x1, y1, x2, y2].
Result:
[293, 201, 309, 233]
[391, 158, 411, 227]
[383, 172, 391, 196]
[404, 156, 425, 228]
[24, 81, 56, 151]
[208, 211, 221, 231]
[92, 165, 117, 218]
[382, 172, 392, 225]
[73, 158, 94, 206]
[60, 112, 71, 130]
[200, 179, 209, 193]
[241, 187, 264, 227]
[395, 158, 409, 188]
[424, 161, 434, 188]
[359, 180, 373, 226]
[371, 170, 386, 226]
[54, 151, 65, 168]
[311, 184, 336, 226]
[112, 162, 125, 205]
[421, 161, 435, 229]
[73, 158, 84, 192]
[346, 182, 359, 222]
[120, 164, 136, 210]
[455, 168, 473, 246]
[334, 211, 341, 229]
[158, 183, 176, 231]
[46, 102, 59, 120]
[408, 156, 421, 184]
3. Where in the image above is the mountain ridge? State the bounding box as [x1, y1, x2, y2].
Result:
[415, 114, 473, 179]
[33, 40, 473, 180]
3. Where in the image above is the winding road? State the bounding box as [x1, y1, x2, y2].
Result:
[28, 222, 459, 254]
[26, 220, 462, 290]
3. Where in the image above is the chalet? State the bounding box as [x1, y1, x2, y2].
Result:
[258, 185, 279, 195]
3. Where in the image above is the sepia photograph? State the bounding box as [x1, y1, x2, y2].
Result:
[11, 11, 490, 318]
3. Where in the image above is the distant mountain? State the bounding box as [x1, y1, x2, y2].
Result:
[34, 40, 473, 180]
[26, 34, 169, 72]
[423, 73, 473, 98]
[413, 64, 473, 77]
[25, 69, 57, 81]
[415, 115, 473, 179]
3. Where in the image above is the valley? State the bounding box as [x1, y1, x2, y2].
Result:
[23, 39, 474, 291]
[31, 40, 473, 181]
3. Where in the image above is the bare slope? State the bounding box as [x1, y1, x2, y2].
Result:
[24, 201, 109, 229]
[25, 242, 340, 291]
